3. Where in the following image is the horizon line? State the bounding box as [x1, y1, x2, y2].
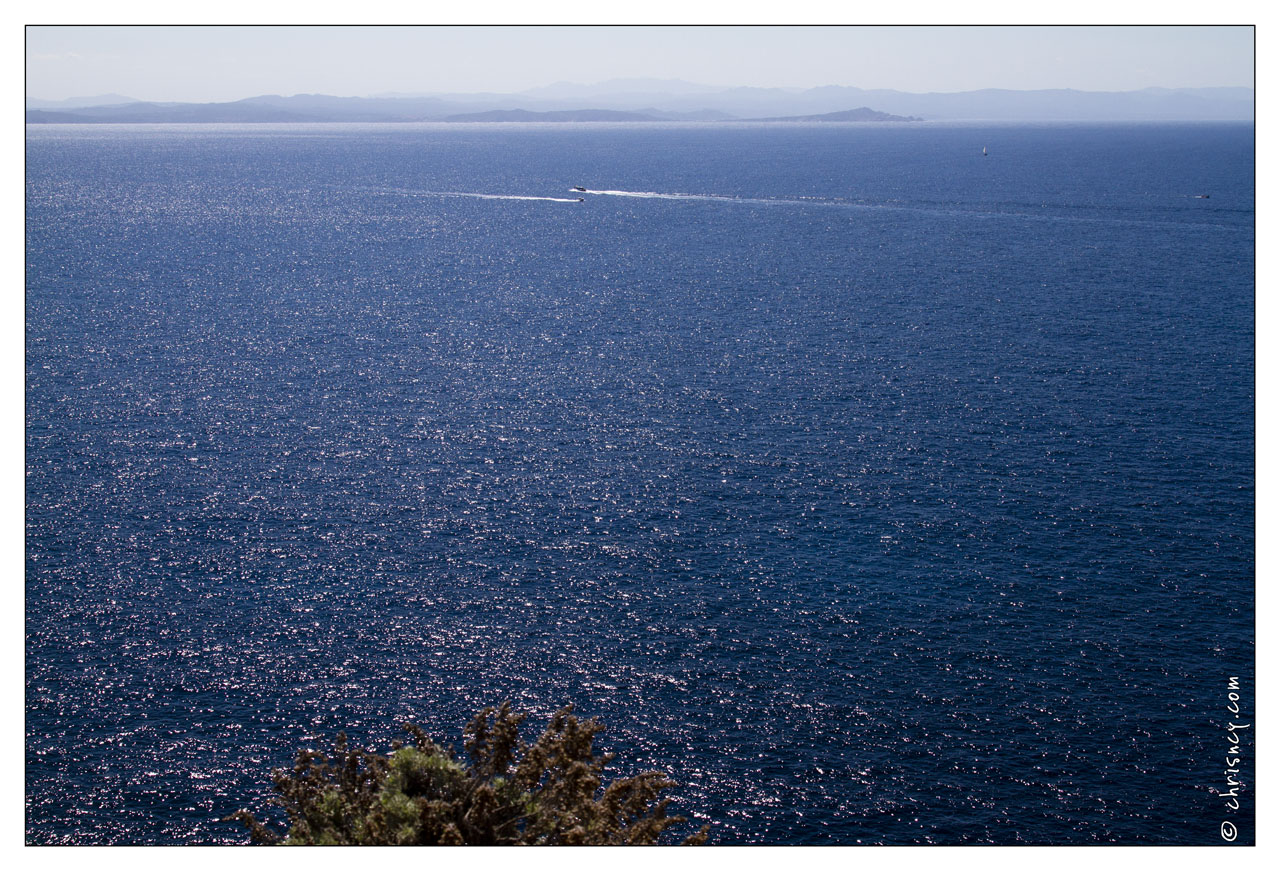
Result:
[27, 81, 1258, 106]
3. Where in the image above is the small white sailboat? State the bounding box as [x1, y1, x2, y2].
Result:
[982, 146, 988, 157]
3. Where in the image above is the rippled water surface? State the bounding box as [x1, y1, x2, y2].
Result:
[26, 122, 1254, 844]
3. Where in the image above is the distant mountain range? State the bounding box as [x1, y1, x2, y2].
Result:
[25, 93, 140, 110]
[25, 80, 1254, 124]
[747, 107, 921, 123]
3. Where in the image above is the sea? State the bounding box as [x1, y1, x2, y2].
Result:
[25, 121, 1255, 845]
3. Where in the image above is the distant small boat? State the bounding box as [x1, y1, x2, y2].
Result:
[572, 186, 587, 192]
[1194, 194, 1210, 199]
[576, 197, 584, 202]
[982, 147, 988, 156]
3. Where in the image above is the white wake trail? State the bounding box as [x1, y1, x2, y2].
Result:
[576, 188, 823, 208]
[579, 189, 740, 202]
[429, 191, 582, 203]
[365, 186, 582, 203]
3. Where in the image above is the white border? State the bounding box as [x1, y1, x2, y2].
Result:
[10, 7, 1271, 869]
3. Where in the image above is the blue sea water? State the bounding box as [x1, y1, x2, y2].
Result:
[25, 122, 1254, 844]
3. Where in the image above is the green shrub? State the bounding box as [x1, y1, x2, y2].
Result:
[226, 702, 709, 845]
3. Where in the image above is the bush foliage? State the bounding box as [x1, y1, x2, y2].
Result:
[226, 702, 709, 845]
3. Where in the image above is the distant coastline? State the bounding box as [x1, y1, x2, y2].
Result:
[24, 102, 921, 125]
[25, 82, 1254, 124]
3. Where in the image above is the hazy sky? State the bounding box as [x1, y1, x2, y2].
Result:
[27, 25, 1255, 103]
